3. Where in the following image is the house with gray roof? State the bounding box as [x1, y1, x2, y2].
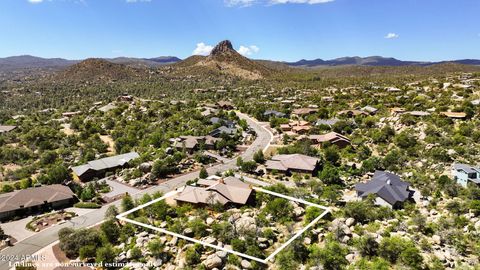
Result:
[355, 171, 413, 208]
[361, 106, 378, 115]
[0, 125, 17, 133]
[98, 103, 117, 113]
[451, 163, 480, 187]
[71, 152, 140, 182]
[263, 110, 287, 118]
[0, 184, 75, 221]
[315, 118, 340, 127]
[209, 126, 237, 138]
[175, 176, 252, 206]
[210, 117, 236, 128]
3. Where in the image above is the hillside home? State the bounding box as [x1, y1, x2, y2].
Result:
[266, 154, 321, 175]
[355, 171, 414, 208]
[386, 87, 401, 92]
[98, 103, 117, 113]
[0, 125, 17, 133]
[0, 185, 75, 221]
[361, 106, 378, 115]
[451, 163, 480, 187]
[292, 108, 318, 117]
[291, 125, 311, 135]
[209, 126, 237, 137]
[210, 117, 236, 128]
[471, 99, 480, 106]
[71, 152, 140, 182]
[216, 101, 234, 110]
[263, 110, 286, 118]
[406, 111, 431, 117]
[172, 136, 220, 153]
[307, 132, 351, 148]
[440, 112, 467, 119]
[118, 94, 134, 102]
[62, 111, 81, 118]
[284, 120, 312, 135]
[280, 124, 292, 132]
[321, 96, 334, 102]
[315, 118, 340, 127]
[174, 176, 252, 206]
[390, 107, 406, 116]
[338, 109, 369, 118]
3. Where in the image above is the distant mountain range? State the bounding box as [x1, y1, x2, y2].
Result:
[0, 55, 180, 72]
[285, 56, 480, 67]
[1, 53, 479, 74]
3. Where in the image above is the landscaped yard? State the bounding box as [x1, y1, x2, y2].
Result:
[117, 184, 330, 265]
[26, 211, 77, 232]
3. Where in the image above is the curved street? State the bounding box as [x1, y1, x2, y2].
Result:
[0, 112, 273, 270]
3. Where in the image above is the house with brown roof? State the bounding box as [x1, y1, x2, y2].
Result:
[280, 120, 312, 135]
[266, 154, 321, 175]
[216, 101, 234, 110]
[291, 125, 311, 135]
[406, 111, 431, 117]
[292, 108, 318, 117]
[117, 94, 134, 102]
[307, 132, 351, 148]
[0, 125, 17, 133]
[338, 109, 369, 118]
[0, 185, 75, 221]
[390, 107, 406, 116]
[172, 136, 220, 153]
[62, 111, 82, 118]
[280, 124, 292, 132]
[440, 112, 467, 119]
[174, 176, 252, 206]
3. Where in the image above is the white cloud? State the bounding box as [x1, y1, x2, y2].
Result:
[226, 0, 333, 6]
[385, 33, 399, 39]
[224, 0, 256, 7]
[238, 45, 260, 56]
[27, 0, 86, 4]
[192, 42, 214, 56]
[269, 0, 334, 4]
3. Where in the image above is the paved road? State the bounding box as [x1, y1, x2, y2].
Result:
[0, 112, 272, 270]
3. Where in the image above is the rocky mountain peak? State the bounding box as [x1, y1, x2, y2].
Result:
[210, 40, 234, 55]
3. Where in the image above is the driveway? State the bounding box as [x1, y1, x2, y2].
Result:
[102, 179, 140, 198]
[1, 216, 35, 242]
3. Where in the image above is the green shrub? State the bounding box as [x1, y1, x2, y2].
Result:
[74, 202, 101, 209]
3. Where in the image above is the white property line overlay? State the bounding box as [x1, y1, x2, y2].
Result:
[117, 186, 330, 264]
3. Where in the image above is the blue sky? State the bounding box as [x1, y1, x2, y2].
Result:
[0, 0, 479, 61]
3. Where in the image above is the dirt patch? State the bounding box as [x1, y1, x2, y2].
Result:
[264, 144, 282, 157]
[52, 243, 70, 264]
[60, 123, 76, 136]
[99, 135, 116, 154]
[0, 163, 22, 181]
[1, 164, 22, 171]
